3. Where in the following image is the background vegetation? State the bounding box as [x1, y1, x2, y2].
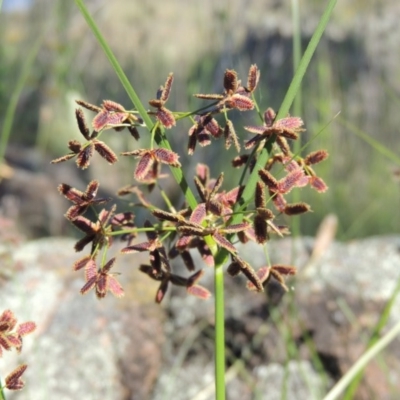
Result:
[0, 0, 399, 240]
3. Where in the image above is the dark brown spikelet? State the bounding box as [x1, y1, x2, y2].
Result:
[253, 214, 268, 244]
[223, 69, 238, 93]
[179, 250, 195, 271]
[258, 169, 278, 190]
[5, 364, 27, 391]
[68, 140, 82, 153]
[186, 270, 204, 286]
[152, 209, 184, 223]
[227, 261, 241, 276]
[75, 108, 90, 140]
[75, 99, 102, 113]
[156, 279, 169, 303]
[284, 202, 311, 216]
[128, 126, 140, 140]
[255, 181, 266, 208]
[234, 256, 263, 292]
[231, 154, 249, 168]
[304, 150, 329, 165]
[76, 142, 94, 169]
[51, 153, 76, 164]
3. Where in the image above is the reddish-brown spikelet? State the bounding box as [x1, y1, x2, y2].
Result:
[5, 364, 27, 391]
[93, 140, 118, 164]
[187, 285, 211, 299]
[246, 266, 270, 291]
[278, 169, 305, 194]
[246, 64, 260, 93]
[160, 73, 173, 102]
[224, 120, 240, 152]
[16, 321, 36, 338]
[309, 176, 328, 193]
[135, 153, 153, 180]
[304, 150, 329, 165]
[226, 94, 254, 111]
[276, 136, 291, 155]
[213, 231, 237, 253]
[156, 107, 176, 128]
[154, 148, 181, 167]
[73, 255, 94, 271]
[264, 108, 276, 126]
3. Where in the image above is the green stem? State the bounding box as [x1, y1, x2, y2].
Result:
[0, 380, 5, 400]
[343, 275, 400, 399]
[323, 318, 400, 400]
[214, 262, 226, 400]
[73, 0, 198, 210]
[0, 31, 45, 166]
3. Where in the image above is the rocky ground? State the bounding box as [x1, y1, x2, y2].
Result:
[0, 215, 399, 399]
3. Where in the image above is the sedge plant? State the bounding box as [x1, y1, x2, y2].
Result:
[1, 0, 337, 398]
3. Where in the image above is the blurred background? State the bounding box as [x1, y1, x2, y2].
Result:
[0, 0, 399, 239]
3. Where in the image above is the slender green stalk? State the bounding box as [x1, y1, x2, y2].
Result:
[73, 0, 198, 210]
[214, 262, 226, 400]
[74, 3, 336, 400]
[235, 0, 337, 218]
[323, 318, 400, 400]
[0, 32, 45, 166]
[343, 275, 400, 399]
[339, 118, 400, 166]
[290, 0, 302, 240]
[0, 381, 5, 400]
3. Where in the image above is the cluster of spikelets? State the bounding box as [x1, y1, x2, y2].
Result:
[0, 309, 36, 392]
[52, 65, 328, 302]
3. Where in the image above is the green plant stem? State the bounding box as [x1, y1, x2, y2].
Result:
[73, 0, 198, 210]
[0, 32, 44, 166]
[290, 0, 302, 240]
[339, 118, 400, 166]
[323, 318, 400, 400]
[343, 275, 400, 399]
[0, 381, 5, 400]
[214, 262, 225, 400]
